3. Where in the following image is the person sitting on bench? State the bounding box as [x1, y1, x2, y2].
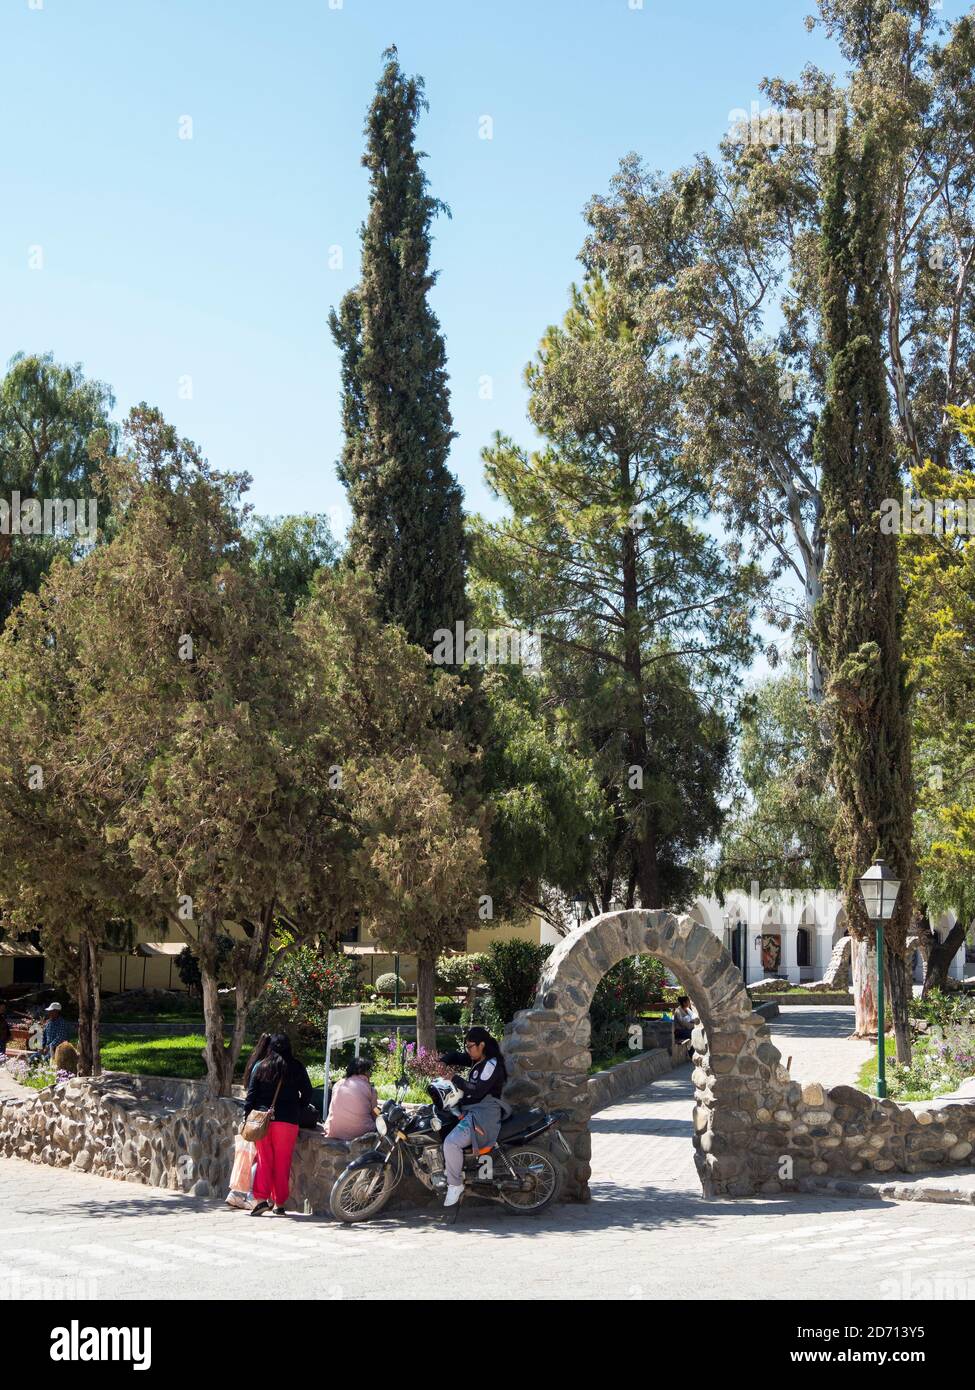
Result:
[673, 996, 697, 1045]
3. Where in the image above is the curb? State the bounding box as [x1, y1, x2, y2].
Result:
[800, 1175, 975, 1208]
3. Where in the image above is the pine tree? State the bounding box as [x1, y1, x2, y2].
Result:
[329, 46, 468, 651]
[813, 122, 915, 1061]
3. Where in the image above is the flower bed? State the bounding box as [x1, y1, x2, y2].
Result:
[1, 1055, 72, 1090]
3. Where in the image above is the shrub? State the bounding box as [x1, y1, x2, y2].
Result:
[251, 947, 361, 1038]
[910, 989, 975, 1031]
[435, 953, 487, 992]
[372, 1035, 451, 1085]
[460, 995, 503, 1035]
[479, 939, 553, 1025]
[175, 936, 235, 995]
[889, 1016, 975, 1100]
[589, 957, 665, 1059]
[435, 1000, 463, 1025]
[374, 972, 407, 998]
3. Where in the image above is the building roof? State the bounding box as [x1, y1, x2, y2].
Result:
[0, 940, 42, 958]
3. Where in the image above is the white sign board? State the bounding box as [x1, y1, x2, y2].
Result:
[327, 1005, 361, 1049]
[322, 1005, 362, 1118]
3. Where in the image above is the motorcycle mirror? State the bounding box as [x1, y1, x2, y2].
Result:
[396, 1075, 409, 1090]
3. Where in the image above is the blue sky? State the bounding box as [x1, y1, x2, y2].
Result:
[0, 0, 927, 541]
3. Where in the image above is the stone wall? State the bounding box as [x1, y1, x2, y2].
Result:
[0, 1074, 239, 1196]
[0, 1071, 414, 1212]
[819, 934, 852, 989]
[587, 1047, 674, 1114]
[503, 909, 975, 1201]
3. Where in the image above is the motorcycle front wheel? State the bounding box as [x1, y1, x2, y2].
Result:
[329, 1160, 398, 1223]
[496, 1146, 563, 1213]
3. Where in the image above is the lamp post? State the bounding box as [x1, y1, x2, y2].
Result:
[857, 858, 901, 1099]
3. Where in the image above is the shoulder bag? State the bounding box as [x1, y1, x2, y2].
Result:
[241, 1078, 283, 1143]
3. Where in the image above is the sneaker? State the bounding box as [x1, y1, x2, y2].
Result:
[443, 1184, 465, 1208]
[249, 1200, 272, 1217]
[225, 1192, 250, 1211]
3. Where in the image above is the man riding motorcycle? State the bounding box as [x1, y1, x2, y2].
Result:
[438, 1026, 508, 1208]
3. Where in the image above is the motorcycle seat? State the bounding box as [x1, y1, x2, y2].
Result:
[498, 1107, 547, 1140]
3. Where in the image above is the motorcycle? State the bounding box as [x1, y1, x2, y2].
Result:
[329, 1067, 569, 1223]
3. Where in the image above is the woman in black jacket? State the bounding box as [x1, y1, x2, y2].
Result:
[438, 1026, 508, 1208]
[243, 1032, 313, 1217]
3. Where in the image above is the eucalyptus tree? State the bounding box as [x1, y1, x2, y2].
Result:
[581, 0, 975, 701]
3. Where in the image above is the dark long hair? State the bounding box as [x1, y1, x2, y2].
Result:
[243, 1033, 270, 1086]
[256, 1032, 294, 1085]
[464, 1026, 506, 1080]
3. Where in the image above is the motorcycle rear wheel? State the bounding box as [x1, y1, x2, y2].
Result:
[496, 1147, 563, 1213]
[329, 1162, 396, 1223]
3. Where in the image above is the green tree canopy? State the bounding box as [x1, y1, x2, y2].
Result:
[0, 352, 115, 627]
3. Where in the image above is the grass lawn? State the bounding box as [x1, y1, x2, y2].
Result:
[98, 1024, 467, 1086]
[855, 1036, 939, 1101]
[587, 1046, 653, 1076]
[100, 1033, 212, 1080]
[100, 1003, 428, 1031]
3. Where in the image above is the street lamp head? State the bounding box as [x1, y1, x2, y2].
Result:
[571, 894, 586, 927]
[857, 858, 901, 923]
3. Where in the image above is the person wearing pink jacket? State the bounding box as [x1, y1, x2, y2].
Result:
[323, 1058, 379, 1140]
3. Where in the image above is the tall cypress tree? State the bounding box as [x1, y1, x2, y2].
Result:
[329, 46, 468, 651]
[330, 49, 474, 1050]
[813, 122, 915, 1061]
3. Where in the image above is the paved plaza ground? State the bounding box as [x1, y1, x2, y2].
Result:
[2, 1007, 974, 1301]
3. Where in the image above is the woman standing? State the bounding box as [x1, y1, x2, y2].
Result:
[243, 1032, 313, 1217]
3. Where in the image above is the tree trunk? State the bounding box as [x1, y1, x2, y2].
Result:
[851, 933, 878, 1037]
[85, 928, 102, 1077]
[923, 921, 968, 996]
[76, 934, 93, 1077]
[804, 525, 826, 704]
[200, 954, 231, 1098]
[887, 943, 912, 1065]
[226, 978, 256, 1091]
[416, 954, 436, 1053]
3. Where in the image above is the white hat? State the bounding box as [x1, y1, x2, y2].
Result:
[45, 1002, 62, 1012]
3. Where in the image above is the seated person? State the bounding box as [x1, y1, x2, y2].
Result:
[323, 1058, 379, 1140]
[41, 1002, 73, 1060]
[672, 995, 697, 1044]
[437, 1027, 508, 1209]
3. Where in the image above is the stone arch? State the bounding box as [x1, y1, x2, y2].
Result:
[502, 909, 796, 1200]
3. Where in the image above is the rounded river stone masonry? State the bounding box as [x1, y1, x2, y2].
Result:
[0, 1071, 425, 1211]
[501, 909, 975, 1201]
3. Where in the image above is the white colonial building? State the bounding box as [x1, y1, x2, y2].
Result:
[686, 888, 972, 987]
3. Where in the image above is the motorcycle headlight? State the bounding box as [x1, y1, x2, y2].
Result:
[375, 1114, 388, 1137]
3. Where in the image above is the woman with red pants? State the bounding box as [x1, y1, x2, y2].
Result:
[243, 1032, 313, 1217]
